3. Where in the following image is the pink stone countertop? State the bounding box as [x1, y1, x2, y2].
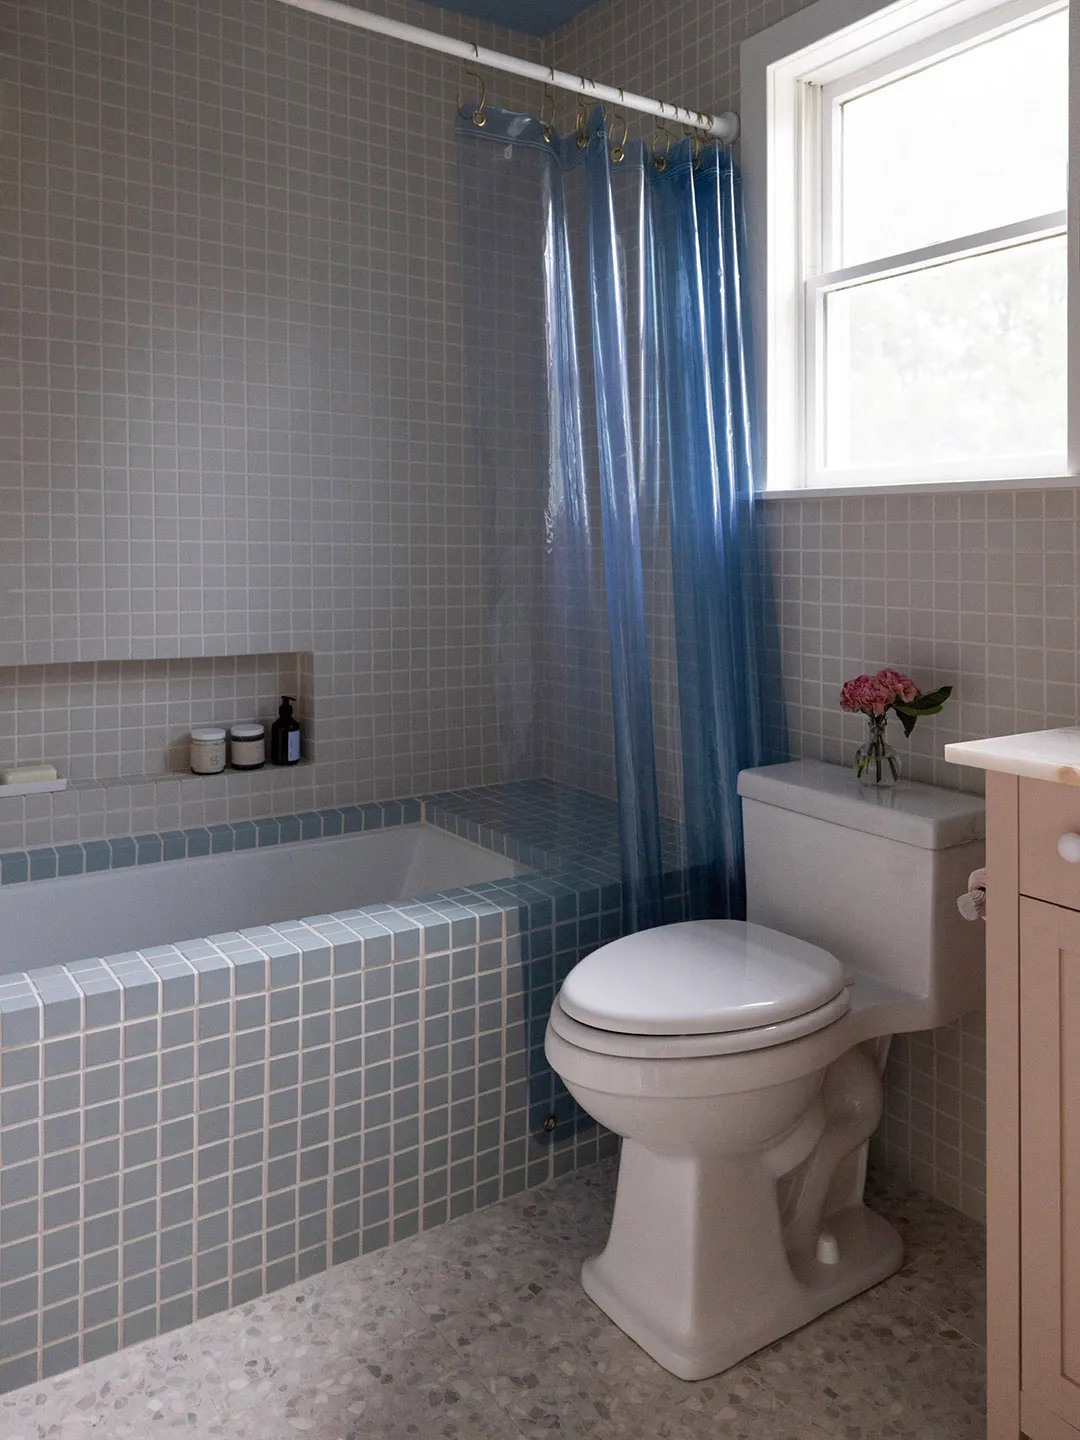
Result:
[945, 728, 1080, 785]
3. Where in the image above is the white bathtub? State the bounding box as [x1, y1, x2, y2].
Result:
[1, 823, 526, 974]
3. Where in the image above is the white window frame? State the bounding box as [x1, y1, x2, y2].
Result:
[740, 0, 1079, 495]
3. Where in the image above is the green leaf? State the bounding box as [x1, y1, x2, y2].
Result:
[912, 684, 953, 710]
[896, 709, 918, 738]
[894, 684, 953, 719]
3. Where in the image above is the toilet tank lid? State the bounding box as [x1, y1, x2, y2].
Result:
[737, 759, 985, 849]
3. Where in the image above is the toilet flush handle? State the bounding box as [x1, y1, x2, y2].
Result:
[1058, 832, 1080, 864]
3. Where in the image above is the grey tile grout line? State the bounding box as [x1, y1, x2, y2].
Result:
[114, 980, 132, 1365]
[33, 992, 45, 1375]
[263, 943, 279, 1309]
[324, 945, 336, 1281]
[414, 937, 427, 1252]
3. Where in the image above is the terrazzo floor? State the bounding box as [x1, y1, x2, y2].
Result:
[0, 1157, 986, 1440]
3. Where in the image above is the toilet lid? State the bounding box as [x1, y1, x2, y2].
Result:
[557, 920, 846, 1036]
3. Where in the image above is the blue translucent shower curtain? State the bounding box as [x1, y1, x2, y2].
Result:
[457, 106, 785, 930]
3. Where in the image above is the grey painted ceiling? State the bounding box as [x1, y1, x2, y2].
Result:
[420, 0, 602, 36]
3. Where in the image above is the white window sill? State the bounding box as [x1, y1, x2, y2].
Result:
[761, 472, 1078, 500]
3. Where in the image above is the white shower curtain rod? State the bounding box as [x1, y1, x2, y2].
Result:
[274, 0, 740, 142]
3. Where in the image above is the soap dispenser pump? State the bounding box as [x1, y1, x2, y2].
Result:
[270, 695, 301, 766]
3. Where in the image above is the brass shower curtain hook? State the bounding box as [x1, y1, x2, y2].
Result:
[539, 68, 555, 142]
[609, 92, 627, 164]
[576, 78, 589, 149]
[457, 47, 487, 128]
[651, 110, 671, 171]
[681, 121, 701, 165]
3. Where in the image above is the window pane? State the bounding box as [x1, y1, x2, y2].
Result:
[823, 234, 1066, 472]
[840, 9, 1068, 266]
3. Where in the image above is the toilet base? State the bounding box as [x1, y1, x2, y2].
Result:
[581, 1141, 903, 1381]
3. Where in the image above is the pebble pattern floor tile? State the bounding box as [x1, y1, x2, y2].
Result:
[0, 1159, 986, 1439]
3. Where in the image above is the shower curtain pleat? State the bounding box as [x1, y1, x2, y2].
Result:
[649, 143, 789, 918]
[456, 107, 785, 934]
[583, 120, 666, 933]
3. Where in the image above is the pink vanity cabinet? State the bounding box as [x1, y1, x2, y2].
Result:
[946, 732, 1080, 1440]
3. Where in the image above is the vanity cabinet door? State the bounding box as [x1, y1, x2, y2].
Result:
[1021, 897, 1080, 1433]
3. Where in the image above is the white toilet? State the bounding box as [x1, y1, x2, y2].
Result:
[544, 758, 985, 1381]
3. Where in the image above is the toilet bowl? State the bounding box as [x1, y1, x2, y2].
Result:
[543, 760, 986, 1380]
[545, 919, 903, 1379]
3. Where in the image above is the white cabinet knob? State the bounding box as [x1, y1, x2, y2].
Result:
[1058, 832, 1080, 864]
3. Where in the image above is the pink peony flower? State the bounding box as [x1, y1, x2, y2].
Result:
[838, 676, 864, 713]
[839, 674, 890, 716]
[875, 668, 919, 704]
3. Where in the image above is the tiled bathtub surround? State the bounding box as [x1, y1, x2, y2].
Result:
[0, 780, 641, 1394]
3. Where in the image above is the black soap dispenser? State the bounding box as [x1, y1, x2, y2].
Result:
[270, 695, 301, 766]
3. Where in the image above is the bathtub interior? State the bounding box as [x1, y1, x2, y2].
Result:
[0, 823, 527, 976]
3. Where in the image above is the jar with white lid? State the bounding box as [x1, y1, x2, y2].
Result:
[229, 721, 265, 771]
[190, 726, 227, 775]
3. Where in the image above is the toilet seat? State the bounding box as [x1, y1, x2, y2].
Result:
[554, 919, 849, 1058]
[550, 985, 851, 1059]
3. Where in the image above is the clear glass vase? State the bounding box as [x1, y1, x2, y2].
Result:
[854, 714, 900, 788]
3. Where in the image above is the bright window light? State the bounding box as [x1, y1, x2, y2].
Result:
[839, 10, 1068, 266]
[823, 233, 1067, 470]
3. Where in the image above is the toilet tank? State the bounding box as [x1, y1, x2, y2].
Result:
[737, 759, 985, 1030]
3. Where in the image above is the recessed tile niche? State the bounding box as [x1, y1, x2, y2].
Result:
[0, 654, 313, 782]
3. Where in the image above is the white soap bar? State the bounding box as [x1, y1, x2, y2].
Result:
[0, 763, 59, 784]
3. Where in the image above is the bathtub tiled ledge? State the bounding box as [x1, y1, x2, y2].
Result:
[0, 799, 423, 886]
[0, 778, 641, 891]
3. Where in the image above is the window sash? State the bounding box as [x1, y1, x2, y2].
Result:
[803, 212, 1069, 486]
[810, 210, 1067, 296]
[816, 0, 1066, 274]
